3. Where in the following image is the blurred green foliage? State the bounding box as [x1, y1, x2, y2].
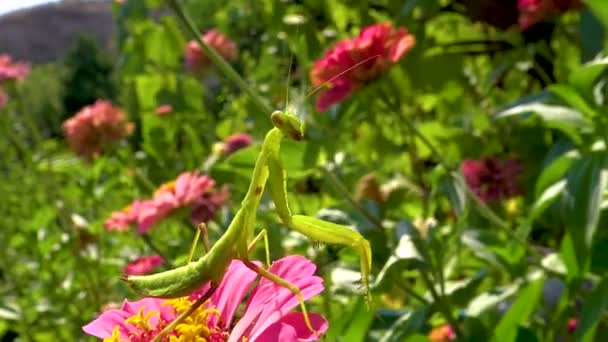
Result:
[1, 0, 608, 341]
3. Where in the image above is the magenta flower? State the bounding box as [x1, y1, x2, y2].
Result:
[461, 157, 523, 203]
[62, 100, 134, 161]
[185, 29, 238, 74]
[123, 255, 165, 276]
[310, 23, 415, 111]
[518, 0, 583, 30]
[83, 256, 328, 341]
[0, 54, 30, 82]
[223, 133, 253, 156]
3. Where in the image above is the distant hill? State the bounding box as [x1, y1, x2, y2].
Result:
[0, 0, 115, 64]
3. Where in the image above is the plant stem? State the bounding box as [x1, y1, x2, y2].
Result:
[141, 233, 174, 268]
[419, 269, 462, 337]
[321, 166, 384, 230]
[165, 0, 272, 116]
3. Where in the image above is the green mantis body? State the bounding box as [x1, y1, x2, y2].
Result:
[125, 110, 372, 336]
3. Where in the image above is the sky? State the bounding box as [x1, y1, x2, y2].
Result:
[0, 0, 60, 16]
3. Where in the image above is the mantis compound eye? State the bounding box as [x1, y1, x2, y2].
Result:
[271, 110, 304, 141]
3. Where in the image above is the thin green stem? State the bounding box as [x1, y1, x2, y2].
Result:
[321, 166, 384, 230]
[165, 0, 272, 116]
[141, 233, 174, 268]
[419, 269, 462, 337]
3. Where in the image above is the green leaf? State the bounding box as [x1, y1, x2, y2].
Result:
[495, 103, 591, 143]
[548, 84, 598, 118]
[534, 149, 579, 199]
[569, 57, 608, 105]
[375, 231, 427, 288]
[575, 276, 608, 341]
[530, 180, 567, 220]
[560, 153, 608, 276]
[379, 308, 428, 342]
[491, 277, 545, 342]
[585, 0, 608, 32]
[439, 170, 468, 216]
[324, 297, 373, 342]
[467, 282, 520, 316]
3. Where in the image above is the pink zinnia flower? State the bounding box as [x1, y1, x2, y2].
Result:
[104, 200, 148, 231]
[310, 23, 415, 111]
[518, 0, 583, 30]
[223, 133, 253, 156]
[83, 255, 328, 341]
[172, 171, 216, 206]
[185, 29, 238, 73]
[154, 104, 173, 116]
[428, 324, 456, 342]
[105, 172, 221, 234]
[461, 157, 523, 203]
[62, 100, 134, 161]
[0, 54, 30, 82]
[123, 255, 165, 276]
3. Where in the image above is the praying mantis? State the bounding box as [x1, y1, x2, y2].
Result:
[124, 110, 372, 339]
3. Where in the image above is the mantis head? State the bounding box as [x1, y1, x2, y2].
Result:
[271, 110, 304, 141]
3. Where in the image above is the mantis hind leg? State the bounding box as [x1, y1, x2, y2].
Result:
[242, 260, 320, 337]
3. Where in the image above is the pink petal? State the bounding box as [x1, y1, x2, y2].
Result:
[208, 260, 259, 327]
[245, 256, 325, 340]
[251, 321, 299, 342]
[264, 312, 328, 341]
[82, 308, 131, 338]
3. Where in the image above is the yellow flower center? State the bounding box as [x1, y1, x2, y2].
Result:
[103, 326, 121, 342]
[155, 180, 177, 196]
[166, 298, 228, 342]
[126, 307, 160, 331]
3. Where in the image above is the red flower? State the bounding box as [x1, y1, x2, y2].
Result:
[310, 23, 415, 111]
[0, 54, 29, 82]
[123, 255, 165, 275]
[461, 157, 523, 203]
[518, 0, 583, 30]
[62, 100, 134, 161]
[185, 29, 238, 73]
